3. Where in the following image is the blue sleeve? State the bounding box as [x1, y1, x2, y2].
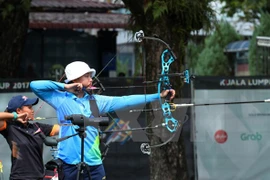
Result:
[94, 93, 160, 114]
[30, 80, 66, 109]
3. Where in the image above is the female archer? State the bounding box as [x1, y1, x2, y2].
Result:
[0, 95, 59, 180]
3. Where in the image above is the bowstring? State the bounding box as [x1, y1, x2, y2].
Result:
[32, 74, 66, 136]
[34, 74, 66, 117]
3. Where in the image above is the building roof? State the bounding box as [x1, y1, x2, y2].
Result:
[29, 12, 129, 29]
[29, 0, 129, 29]
[31, 0, 124, 11]
[224, 40, 250, 53]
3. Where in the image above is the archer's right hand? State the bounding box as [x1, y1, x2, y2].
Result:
[64, 83, 83, 94]
[17, 112, 29, 125]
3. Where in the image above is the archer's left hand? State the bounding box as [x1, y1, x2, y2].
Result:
[160, 89, 175, 101]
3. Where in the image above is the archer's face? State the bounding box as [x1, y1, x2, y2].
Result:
[75, 72, 93, 88]
[17, 105, 35, 120]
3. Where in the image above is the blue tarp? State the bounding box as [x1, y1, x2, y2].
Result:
[224, 40, 250, 52]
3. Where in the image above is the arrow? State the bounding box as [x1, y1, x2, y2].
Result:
[130, 99, 270, 113]
[171, 99, 270, 108]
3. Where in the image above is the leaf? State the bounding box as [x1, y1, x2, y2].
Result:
[194, 21, 241, 75]
[1, 3, 14, 19]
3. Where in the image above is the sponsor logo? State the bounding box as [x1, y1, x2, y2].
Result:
[214, 130, 228, 144]
[240, 132, 262, 141]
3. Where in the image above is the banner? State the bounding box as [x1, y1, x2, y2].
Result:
[194, 88, 270, 180]
[0, 81, 31, 92]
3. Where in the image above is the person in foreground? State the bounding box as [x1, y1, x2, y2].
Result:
[0, 95, 59, 180]
[30, 61, 176, 180]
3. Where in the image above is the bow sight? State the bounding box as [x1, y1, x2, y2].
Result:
[143, 70, 195, 84]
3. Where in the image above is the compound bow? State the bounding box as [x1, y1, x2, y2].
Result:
[130, 30, 193, 154]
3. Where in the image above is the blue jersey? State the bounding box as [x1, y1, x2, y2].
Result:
[30, 80, 160, 166]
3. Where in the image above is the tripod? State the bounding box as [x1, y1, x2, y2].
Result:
[57, 114, 109, 180]
[76, 126, 92, 180]
[44, 126, 93, 180]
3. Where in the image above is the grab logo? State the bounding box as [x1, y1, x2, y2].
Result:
[241, 132, 262, 141]
[214, 130, 228, 144]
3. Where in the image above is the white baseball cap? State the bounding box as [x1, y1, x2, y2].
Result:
[64, 61, 96, 83]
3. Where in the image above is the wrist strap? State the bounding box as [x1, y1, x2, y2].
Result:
[12, 112, 18, 121]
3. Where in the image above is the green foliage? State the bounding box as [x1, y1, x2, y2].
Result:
[220, 0, 270, 21]
[194, 21, 241, 75]
[123, 0, 216, 34]
[1, 0, 31, 19]
[1, 3, 14, 19]
[144, 1, 168, 20]
[116, 59, 129, 76]
[249, 12, 270, 75]
[134, 54, 143, 76]
[186, 41, 204, 72]
[195, 44, 229, 75]
[207, 22, 241, 47]
[21, 0, 32, 12]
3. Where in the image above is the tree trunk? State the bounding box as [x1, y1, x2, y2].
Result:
[0, 1, 30, 78]
[121, 0, 214, 178]
[142, 27, 189, 180]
